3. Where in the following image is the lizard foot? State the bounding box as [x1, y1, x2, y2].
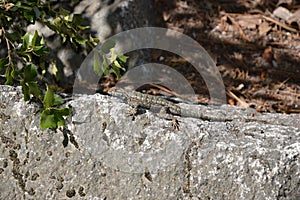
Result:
[172, 118, 180, 131]
[126, 107, 138, 120]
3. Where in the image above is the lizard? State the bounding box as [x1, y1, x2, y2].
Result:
[108, 88, 234, 130]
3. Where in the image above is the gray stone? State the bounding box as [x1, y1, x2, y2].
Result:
[74, 0, 154, 41]
[0, 85, 299, 199]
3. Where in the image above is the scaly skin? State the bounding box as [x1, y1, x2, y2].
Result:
[109, 88, 233, 122]
[109, 88, 287, 129]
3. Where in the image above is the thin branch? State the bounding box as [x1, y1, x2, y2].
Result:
[1, 27, 12, 66]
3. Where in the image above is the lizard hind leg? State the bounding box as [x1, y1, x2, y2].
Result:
[126, 98, 147, 120]
[126, 106, 138, 120]
[126, 98, 140, 120]
[159, 107, 181, 131]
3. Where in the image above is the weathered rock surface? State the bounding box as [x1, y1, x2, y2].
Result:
[0, 85, 299, 199]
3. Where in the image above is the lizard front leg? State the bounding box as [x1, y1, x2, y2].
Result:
[159, 106, 180, 131]
[127, 98, 140, 120]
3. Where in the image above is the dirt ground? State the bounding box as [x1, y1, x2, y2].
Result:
[151, 0, 300, 114]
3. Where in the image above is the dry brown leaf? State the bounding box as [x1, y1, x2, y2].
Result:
[263, 46, 273, 63]
[236, 14, 261, 29]
[260, 69, 268, 80]
[259, 21, 272, 35]
[163, 11, 171, 21]
[228, 98, 235, 105]
[5, 3, 14, 11]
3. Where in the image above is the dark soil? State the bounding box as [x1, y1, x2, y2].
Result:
[152, 0, 300, 113]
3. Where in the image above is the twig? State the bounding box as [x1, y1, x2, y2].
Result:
[226, 89, 249, 108]
[149, 82, 180, 97]
[1, 27, 12, 66]
[262, 15, 299, 33]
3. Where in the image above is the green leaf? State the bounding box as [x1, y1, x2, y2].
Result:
[113, 60, 125, 71]
[20, 80, 30, 101]
[4, 32, 20, 42]
[5, 66, 14, 85]
[53, 94, 64, 106]
[0, 58, 8, 71]
[52, 108, 72, 127]
[59, 7, 70, 16]
[24, 11, 35, 23]
[4, 15, 13, 21]
[101, 55, 110, 75]
[65, 21, 73, 29]
[52, 17, 62, 27]
[40, 35, 46, 45]
[101, 39, 116, 54]
[15, 2, 32, 11]
[22, 32, 33, 49]
[56, 115, 65, 127]
[89, 35, 99, 45]
[28, 81, 42, 100]
[111, 63, 121, 79]
[72, 14, 82, 25]
[52, 107, 72, 116]
[31, 31, 41, 46]
[77, 25, 90, 31]
[43, 86, 55, 108]
[33, 6, 41, 18]
[93, 51, 102, 76]
[40, 109, 56, 129]
[20, 79, 42, 101]
[40, 107, 72, 130]
[32, 45, 49, 56]
[117, 54, 128, 63]
[23, 64, 37, 82]
[32, 45, 44, 52]
[62, 35, 67, 43]
[75, 37, 88, 45]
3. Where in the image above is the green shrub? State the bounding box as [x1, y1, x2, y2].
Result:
[0, 0, 126, 129]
